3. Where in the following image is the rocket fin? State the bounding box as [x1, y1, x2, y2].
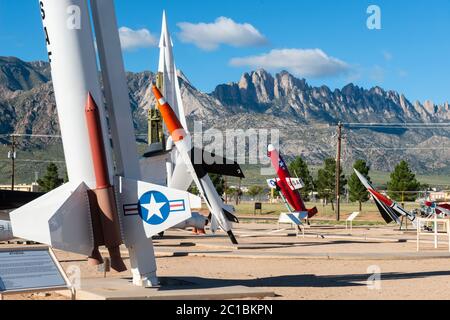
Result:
[115, 176, 192, 239]
[354, 169, 402, 224]
[169, 147, 245, 191]
[169, 157, 194, 190]
[192, 148, 245, 178]
[267, 178, 280, 189]
[139, 151, 170, 186]
[223, 207, 239, 223]
[373, 198, 399, 224]
[188, 193, 202, 209]
[10, 182, 94, 256]
[209, 214, 219, 233]
[285, 177, 305, 191]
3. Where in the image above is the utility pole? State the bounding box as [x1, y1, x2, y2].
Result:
[235, 178, 242, 206]
[8, 135, 17, 191]
[335, 122, 342, 221]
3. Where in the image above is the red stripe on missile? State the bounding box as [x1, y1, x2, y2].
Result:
[369, 188, 393, 206]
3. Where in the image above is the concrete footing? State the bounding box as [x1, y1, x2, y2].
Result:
[60, 277, 276, 300]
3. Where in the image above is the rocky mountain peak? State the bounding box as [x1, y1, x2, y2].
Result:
[0, 56, 50, 92]
[2, 57, 450, 173]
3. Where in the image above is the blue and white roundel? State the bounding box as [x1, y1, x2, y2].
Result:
[138, 191, 171, 225]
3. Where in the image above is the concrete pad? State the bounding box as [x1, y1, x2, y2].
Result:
[63, 277, 276, 300]
[151, 246, 450, 261]
[195, 242, 295, 250]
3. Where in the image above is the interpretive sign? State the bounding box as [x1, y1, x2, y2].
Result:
[0, 247, 73, 298]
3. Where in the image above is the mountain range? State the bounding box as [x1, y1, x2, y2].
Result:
[1, 56, 449, 174]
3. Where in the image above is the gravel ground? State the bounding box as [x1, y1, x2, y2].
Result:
[2, 223, 450, 300]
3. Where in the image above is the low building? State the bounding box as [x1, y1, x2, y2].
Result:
[0, 183, 40, 192]
[428, 191, 450, 202]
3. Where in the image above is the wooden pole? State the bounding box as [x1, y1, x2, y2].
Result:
[10, 135, 16, 191]
[336, 122, 342, 221]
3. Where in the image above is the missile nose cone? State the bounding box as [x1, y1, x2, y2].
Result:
[85, 92, 97, 112]
[267, 144, 275, 153]
[152, 85, 163, 100]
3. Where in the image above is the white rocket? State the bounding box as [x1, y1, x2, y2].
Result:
[144, 12, 242, 244]
[158, 11, 188, 133]
[10, 0, 195, 287]
[152, 85, 240, 244]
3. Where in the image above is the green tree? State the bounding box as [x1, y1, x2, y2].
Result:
[288, 156, 315, 200]
[387, 160, 420, 202]
[37, 163, 64, 192]
[210, 174, 225, 196]
[247, 185, 264, 200]
[315, 158, 347, 210]
[224, 187, 236, 204]
[188, 184, 199, 196]
[348, 160, 371, 211]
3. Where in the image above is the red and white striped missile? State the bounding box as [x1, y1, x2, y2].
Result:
[354, 169, 415, 223]
[152, 85, 239, 244]
[268, 145, 318, 218]
[85, 93, 126, 272]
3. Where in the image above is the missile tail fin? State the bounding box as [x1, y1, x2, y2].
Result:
[10, 182, 95, 256]
[223, 208, 239, 223]
[227, 230, 239, 245]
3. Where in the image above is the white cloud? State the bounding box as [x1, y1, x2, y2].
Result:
[177, 17, 267, 51]
[230, 49, 350, 78]
[119, 27, 157, 51]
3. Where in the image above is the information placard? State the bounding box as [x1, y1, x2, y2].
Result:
[0, 247, 69, 294]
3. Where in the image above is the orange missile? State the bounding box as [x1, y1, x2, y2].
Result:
[152, 85, 187, 142]
[151, 85, 240, 244]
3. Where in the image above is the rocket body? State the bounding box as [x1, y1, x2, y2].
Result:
[158, 11, 188, 131]
[267, 145, 318, 218]
[152, 86, 238, 243]
[9, 0, 196, 287]
[354, 169, 415, 224]
[39, 0, 113, 187]
[268, 145, 307, 212]
[85, 93, 126, 271]
[90, 0, 158, 285]
[38, 0, 125, 272]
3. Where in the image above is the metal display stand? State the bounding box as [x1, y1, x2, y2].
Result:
[416, 217, 450, 252]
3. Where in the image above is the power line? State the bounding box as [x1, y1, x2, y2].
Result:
[0, 134, 62, 138]
[344, 123, 450, 129]
[344, 122, 450, 126]
[0, 159, 65, 164]
[353, 147, 450, 151]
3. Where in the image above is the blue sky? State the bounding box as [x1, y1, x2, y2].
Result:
[0, 0, 449, 104]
